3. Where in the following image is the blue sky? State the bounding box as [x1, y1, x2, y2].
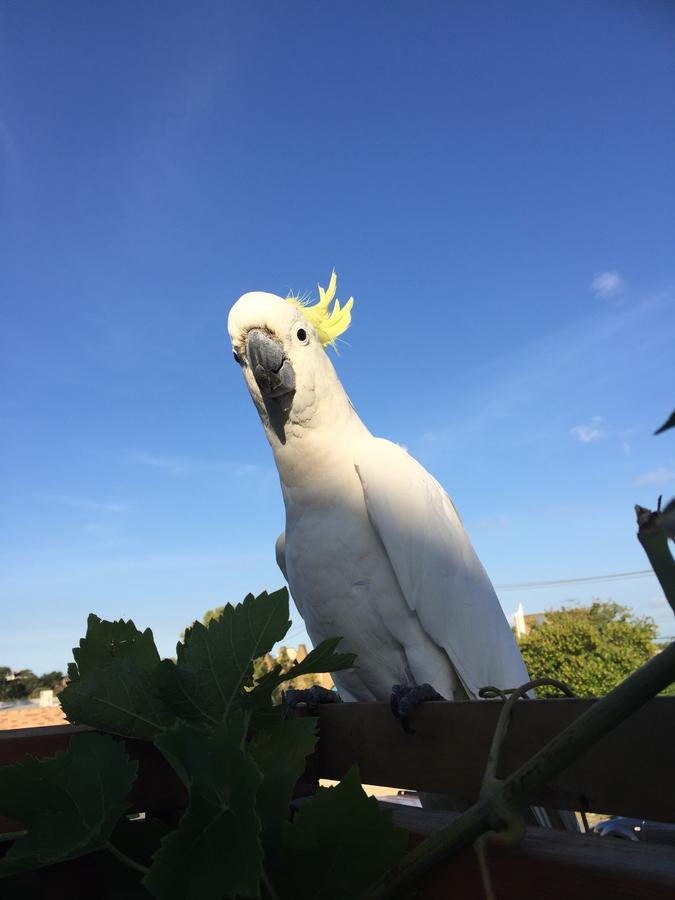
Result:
[1, 1, 674, 674]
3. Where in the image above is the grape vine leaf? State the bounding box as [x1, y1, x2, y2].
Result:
[248, 716, 318, 858]
[144, 714, 263, 900]
[158, 588, 291, 726]
[274, 767, 408, 899]
[246, 637, 355, 709]
[109, 815, 172, 868]
[277, 637, 355, 682]
[0, 733, 136, 877]
[60, 656, 175, 740]
[68, 614, 161, 682]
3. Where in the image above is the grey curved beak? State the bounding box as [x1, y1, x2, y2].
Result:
[246, 329, 295, 398]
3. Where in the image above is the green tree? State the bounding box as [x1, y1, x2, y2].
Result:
[202, 606, 225, 627]
[0, 669, 65, 701]
[0, 670, 38, 701]
[519, 601, 673, 697]
[36, 671, 65, 694]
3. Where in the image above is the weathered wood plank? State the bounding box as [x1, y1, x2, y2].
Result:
[1, 697, 674, 828]
[303, 697, 675, 821]
[383, 803, 675, 900]
[0, 723, 91, 765]
[3, 803, 673, 899]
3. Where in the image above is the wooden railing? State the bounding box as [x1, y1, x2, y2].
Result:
[1, 697, 674, 898]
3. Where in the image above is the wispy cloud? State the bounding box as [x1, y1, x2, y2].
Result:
[634, 467, 675, 487]
[476, 514, 510, 532]
[545, 502, 594, 518]
[34, 493, 130, 512]
[591, 271, 625, 298]
[130, 452, 190, 476]
[570, 417, 605, 443]
[413, 288, 673, 458]
[129, 451, 261, 479]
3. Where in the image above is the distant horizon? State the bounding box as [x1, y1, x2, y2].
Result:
[2, 579, 672, 676]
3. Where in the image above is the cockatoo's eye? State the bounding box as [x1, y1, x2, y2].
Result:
[296, 328, 308, 344]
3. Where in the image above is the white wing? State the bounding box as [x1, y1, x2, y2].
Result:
[275, 531, 288, 580]
[354, 438, 529, 698]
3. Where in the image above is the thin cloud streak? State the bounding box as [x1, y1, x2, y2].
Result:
[415, 290, 673, 454]
[128, 451, 261, 479]
[475, 514, 510, 532]
[634, 467, 675, 487]
[34, 493, 130, 512]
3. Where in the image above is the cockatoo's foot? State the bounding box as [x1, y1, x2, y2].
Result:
[285, 685, 341, 714]
[390, 683, 445, 734]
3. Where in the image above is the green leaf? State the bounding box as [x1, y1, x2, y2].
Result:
[60, 614, 170, 738]
[248, 717, 318, 858]
[246, 637, 355, 708]
[274, 767, 407, 899]
[160, 589, 291, 726]
[60, 657, 175, 739]
[655, 410, 675, 435]
[0, 733, 137, 877]
[144, 714, 263, 900]
[110, 816, 172, 867]
[280, 638, 355, 682]
[152, 658, 208, 725]
[68, 614, 161, 682]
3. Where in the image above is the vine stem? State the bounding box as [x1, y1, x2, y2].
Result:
[359, 638, 675, 900]
[262, 869, 282, 900]
[635, 503, 675, 615]
[105, 840, 151, 877]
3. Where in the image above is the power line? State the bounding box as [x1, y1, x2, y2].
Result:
[496, 569, 655, 592]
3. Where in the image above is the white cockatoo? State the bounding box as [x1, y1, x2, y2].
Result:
[227, 273, 530, 708]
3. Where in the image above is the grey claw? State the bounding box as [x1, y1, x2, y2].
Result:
[285, 685, 341, 713]
[390, 683, 445, 734]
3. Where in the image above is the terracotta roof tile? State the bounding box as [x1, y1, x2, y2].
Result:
[0, 706, 68, 731]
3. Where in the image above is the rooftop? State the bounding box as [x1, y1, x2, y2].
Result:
[0, 705, 68, 731]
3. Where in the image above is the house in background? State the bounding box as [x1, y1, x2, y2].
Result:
[512, 603, 546, 641]
[274, 644, 335, 691]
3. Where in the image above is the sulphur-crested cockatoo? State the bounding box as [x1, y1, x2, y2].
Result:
[227, 273, 530, 707]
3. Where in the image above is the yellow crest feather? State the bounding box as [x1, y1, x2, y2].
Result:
[285, 271, 354, 349]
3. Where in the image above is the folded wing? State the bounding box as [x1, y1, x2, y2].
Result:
[354, 438, 529, 697]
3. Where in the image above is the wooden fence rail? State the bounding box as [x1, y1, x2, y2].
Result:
[1, 697, 674, 898]
[300, 696, 675, 821]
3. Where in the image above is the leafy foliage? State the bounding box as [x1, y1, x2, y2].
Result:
[519, 601, 672, 696]
[146, 714, 263, 900]
[194, 603, 341, 699]
[164, 588, 291, 726]
[248, 716, 319, 860]
[0, 589, 405, 899]
[248, 637, 355, 710]
[59, 615, 174, 739]
[0, 733, 136, 876]
[68, 614, 161, 682]
[272, 767, 408, 899]
[61, 656, 176, 740]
